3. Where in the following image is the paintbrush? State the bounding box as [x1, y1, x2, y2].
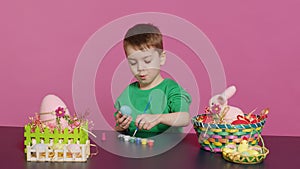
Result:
[132, 97, 151, 137]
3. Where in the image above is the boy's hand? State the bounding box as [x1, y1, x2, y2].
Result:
[135, 114, 162, 130]
[115, 111, 132, 131]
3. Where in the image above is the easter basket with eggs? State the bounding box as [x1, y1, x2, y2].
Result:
[191, 86, 269, 153]
[222, 133, 269, 164]
[24, 95, 96, 162]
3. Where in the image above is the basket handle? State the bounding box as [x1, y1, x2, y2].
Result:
[249, 128, 265, 149]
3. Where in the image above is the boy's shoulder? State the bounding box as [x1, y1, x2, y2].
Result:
[163, 78, 178, 85]
[128, 81, 139, 88]
[163, 78, 181, 88]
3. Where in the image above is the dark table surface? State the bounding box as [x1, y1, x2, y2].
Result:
[1, 126, 299, 169]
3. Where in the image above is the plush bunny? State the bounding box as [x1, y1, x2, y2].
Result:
[209, 86, 244, 123]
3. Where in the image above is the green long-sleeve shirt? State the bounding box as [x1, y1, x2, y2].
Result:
[114, 78, 191, 137]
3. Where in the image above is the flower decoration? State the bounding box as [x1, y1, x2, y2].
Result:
[211, 104, 221, 114]
[204, 107, 210, 114]
[28, 108, 93, 134]
[29, 113, 43, 132]
[55, 107, 66, 118]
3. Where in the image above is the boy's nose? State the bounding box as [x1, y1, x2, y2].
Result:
[137, 62, 146, 71]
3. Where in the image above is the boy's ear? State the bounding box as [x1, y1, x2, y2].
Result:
[159, 51, 166, 65]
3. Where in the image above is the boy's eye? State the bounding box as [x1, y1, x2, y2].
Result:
[128, 61, 137, 65]
[144, 59, 152, 64]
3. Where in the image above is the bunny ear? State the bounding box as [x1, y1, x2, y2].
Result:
[223, 86, 237, 99]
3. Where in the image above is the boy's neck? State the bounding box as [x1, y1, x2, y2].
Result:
[139, 75, 164, 90]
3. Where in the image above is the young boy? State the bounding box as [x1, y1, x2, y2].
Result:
[114, 23, 191, 138]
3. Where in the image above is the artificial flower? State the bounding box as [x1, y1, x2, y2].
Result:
[28, 109, 92, 134]
[55, 107, 65, 118]
[211, 104, 221, 114]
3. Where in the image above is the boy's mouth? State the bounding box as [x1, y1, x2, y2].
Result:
[139, 75, 147, 80]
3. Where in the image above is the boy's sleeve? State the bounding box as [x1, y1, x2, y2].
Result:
[114, 100, 121, 118]
[168, 86, 192, 113]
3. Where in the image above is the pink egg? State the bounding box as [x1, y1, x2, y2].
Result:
[39, 95, 70, 128]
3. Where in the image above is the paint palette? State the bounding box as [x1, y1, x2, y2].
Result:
[117, 134, 155, 147]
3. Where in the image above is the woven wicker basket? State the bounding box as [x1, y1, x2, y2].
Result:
[222, 134, 269, 164]
[191, 114, 266, 153]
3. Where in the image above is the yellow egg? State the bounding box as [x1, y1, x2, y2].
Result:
[247, 150, 259, 156]
[52, 143, 64, 150]
[223, 147, 234, 153]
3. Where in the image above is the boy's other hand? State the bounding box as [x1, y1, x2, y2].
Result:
[135, 114, 161, 130]
[116, 111, 132, 130]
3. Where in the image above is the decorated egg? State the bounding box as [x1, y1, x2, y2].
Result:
[52, 143, 65, 150]
[39, 95, 70, 128]
[32, 143, 48, 152]
[223, 147, 234, 153]
[247, 149, 259, 156]
[223, 143, 237, 153]
[67, 144, 81, 153]
[120, 105, 132, 116]
[249, 145, 263, 153]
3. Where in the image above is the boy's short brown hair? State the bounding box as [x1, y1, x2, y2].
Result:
[123, 23, 163, 55]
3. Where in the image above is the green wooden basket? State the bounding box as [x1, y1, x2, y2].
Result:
[24, 124, 89, 152]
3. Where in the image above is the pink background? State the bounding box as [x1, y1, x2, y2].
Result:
[1, 0, 299, 136]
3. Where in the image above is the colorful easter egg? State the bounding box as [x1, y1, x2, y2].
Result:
[247, 149, 259, 156]
[39, 95, 70, 128]
[222, 147, 234, 153]
[32, 144, 48, 152]
[67, 144, 81, 153]
[52, 143, 64, 150]
[120, 105, 132, 116]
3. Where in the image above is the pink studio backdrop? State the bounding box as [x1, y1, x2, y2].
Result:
[1, 0, 299, 136]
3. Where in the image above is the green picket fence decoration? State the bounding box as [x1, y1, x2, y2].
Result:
[24, 123, 89, 153]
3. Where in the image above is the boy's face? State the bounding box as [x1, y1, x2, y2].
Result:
[125, 45, 166, 88]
